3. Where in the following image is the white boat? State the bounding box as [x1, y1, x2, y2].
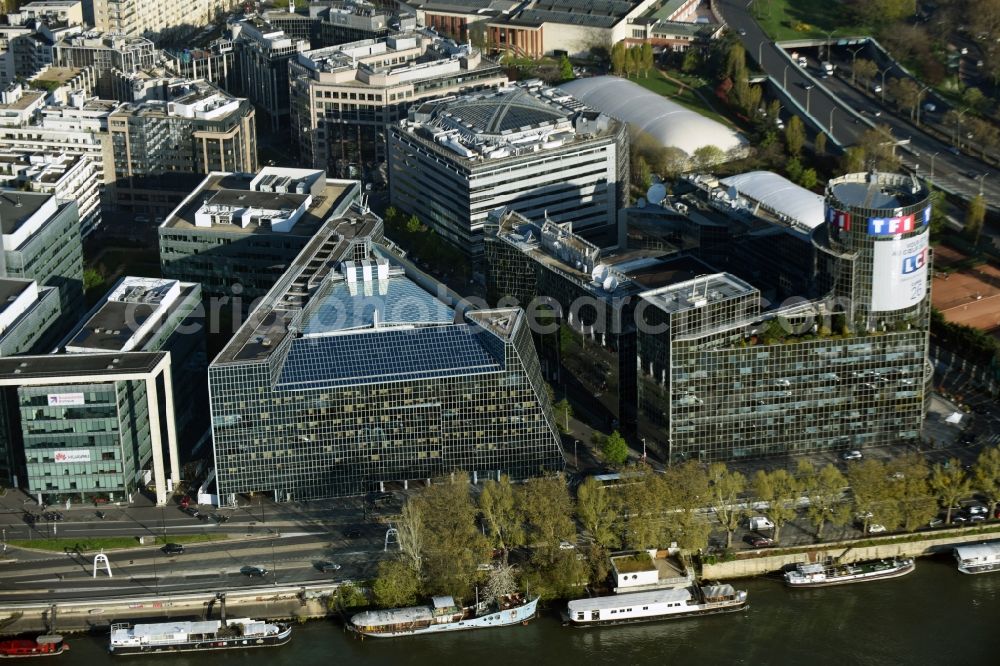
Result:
[109, 618, 291, 655]
[565, 584, 748, 627]
[784, 557, 915, 587]
[954, 542, 1000, 574]
[349, 594, 538, 638]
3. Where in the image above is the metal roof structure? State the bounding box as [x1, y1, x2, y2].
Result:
[720, 171, 825, 230]
[557, 76, 743, 155]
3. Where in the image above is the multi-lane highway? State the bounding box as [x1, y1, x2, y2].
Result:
[715, 0, 1000, 211]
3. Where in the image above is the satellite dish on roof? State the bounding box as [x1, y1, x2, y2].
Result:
[603, 275, 618, 292]
[637, 197, 647, 208]
[646, 183, 667, 206]
[591, 263, 609, 282]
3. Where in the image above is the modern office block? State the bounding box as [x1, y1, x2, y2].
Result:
[389, 81, 628, 256]
[158, 167, 361, 304]
[0, 150, 102, 237]
[0, 279, 61, 356]
[108, 80, 258, 219]
[208, 208, 563, 502]
[91, 0, 241, 38]
[485, 171, 933, 463]
[289, 30, 506, 179]
[53, 31, 156, 98]
[0, 190, 83, 337]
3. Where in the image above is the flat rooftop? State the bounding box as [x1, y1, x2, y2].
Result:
[0, 90, 45, 112]
[827, 171, 928, 211]
[0, 190, 52, 235]
[642, 272, 756, 314]
[0, 352, 166, 382]
[0, 278, 33, 307]
[163, 173, 353, 236]
[31, 67, 82, 84]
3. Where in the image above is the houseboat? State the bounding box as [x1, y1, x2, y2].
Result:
[784, 557, 915, 588]
[565, 584, 748, 627]
[349, 594, 538, 637]
[954, 542, 1000, 574]
[108, 618, 291, 655]
[0, 635, 67, 658]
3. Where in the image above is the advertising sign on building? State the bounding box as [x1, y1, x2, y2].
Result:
[871, 229, 929, 311]
[47, 392, 85, 407]
[827, 208, 851, 231]
[867, 206, 931, 236]
[53, 450, 91, 463]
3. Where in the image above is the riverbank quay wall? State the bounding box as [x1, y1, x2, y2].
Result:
[703, 526, 1000, 580]
[0, 582, 349, 635]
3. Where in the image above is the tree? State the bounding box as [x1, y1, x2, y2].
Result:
[708, 462, 747, 548]
[328, 581, 368, 611]
[655, 146, 689, 178]
[479, 476, 524, 559]
[852, 0, 915, 25]
[725, 42, 747, 81]
[848, 459, 898, 534]
[766, 99, 780, 123]
[640, 43, 654, 77]
[974, 446, 1000, 516]
[681, 48, 700, 74]
[554, 398, 573, 433]
[559, 55, 574, 81]
[886, 453, 936, 532]
[887, 77, 921, 119]
[856, 124, 900, 171]
[602, 431, 629, 466]
[519, 474, 575, 564]
[692, 145, 724, 170]
[83, 267, 104, 292]
[627, 46, 642, 77]
[611, 41, 627, 76]
[405, 215, 422, 233]
[751, 469, 800, 542]
[842, 145, 866, 173]
[797, 461, 850, 539]
[965, 194, 986, 246]
[852, 58, 877, 86]
[785, 115, 805, 156]
[799, 168, 818, 189]
[372, 558, 420, 608]
[930, 460, 972, 524]
[745, 84, 763, 120]
[620, 465, 665, 549]
[815, 131, 827, 156]
[962, 86, 986, 112]
[632, 154, 653, 190]
[786, 157, 803, 183]
[662, 461, 711, 552]
[576, 476, 621, 548]
[397, 500, 424, 573]
[415, 474, 489, 598]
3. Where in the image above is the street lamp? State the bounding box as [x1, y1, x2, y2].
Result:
[573, 439, 579, 469]
[805, 86, 813, 113]
[879, 67, 891, 104]
[953, 108, 969, 147]
[848, 46, 864, 84]
[783, 64, 790, 89]
[270, 539, 277, 587]
[641, 438, 647, 460]
[829, 107, 835, 133]
[930, 151, 939, 181]
[823, 30, 835, 62]
[978, 173, 989, 196]
[915, 85, 931, 124]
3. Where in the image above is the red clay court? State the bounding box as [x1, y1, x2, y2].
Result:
[932, 245, 1000, 336]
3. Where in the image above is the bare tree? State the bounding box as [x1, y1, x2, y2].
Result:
[396, 499, 424, 574]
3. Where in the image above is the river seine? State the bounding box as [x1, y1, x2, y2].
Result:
[57, 557, 1000, 665]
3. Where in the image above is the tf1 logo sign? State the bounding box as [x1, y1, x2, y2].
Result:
[867, 206, 931, 236]
[901, 246, 928, 274]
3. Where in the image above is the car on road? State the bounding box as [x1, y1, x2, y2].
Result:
[952, 514, 969, 525]
[841, 450, 863, 461]
[182, 506, 200, 518]
[210, 513, 230, 523]
[738, 28, 746, 35]
[240, 566, 268, 578]
[745, 535, 775, 547]
[343, 527, 363, 539]
[162, 543, 185, 555]
[316, 561, 341, 573]
[559, 540, 577, 550]
[867, 524, 887, 534]
[43, 511, 63, 521]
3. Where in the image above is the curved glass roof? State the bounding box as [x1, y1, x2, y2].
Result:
[439, 88, 566, 136]
[557, 76, 743, 155]
[721, 171, 825, 229]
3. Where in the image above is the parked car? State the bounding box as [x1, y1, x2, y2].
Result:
[867, 524, 887, 533]
[240, 566, 268, 578]
[183, 507, 201, 518]
[343, 527, 363, 539]
[558, 540, 576, 550]
[968, 504, 988, 516]
[162, 543, 185, 555]
[316, 561, 341, 573]
[745, 535, 775, 547]
[841, 450, 863, 461]
[952, 514, 969, 525]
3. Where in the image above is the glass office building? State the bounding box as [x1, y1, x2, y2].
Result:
[209, 209, 563, 502]
[486, 171, 933, 463]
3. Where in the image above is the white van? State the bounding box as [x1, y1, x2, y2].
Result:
[748, 516, 775, 531]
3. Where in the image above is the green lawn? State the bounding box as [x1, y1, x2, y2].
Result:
[752, 0, 869, 41]
[9, 533, 229, 553]
[630, 71, 736, 128]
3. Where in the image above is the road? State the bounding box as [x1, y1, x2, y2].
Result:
[716, 0, 1000, 213]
